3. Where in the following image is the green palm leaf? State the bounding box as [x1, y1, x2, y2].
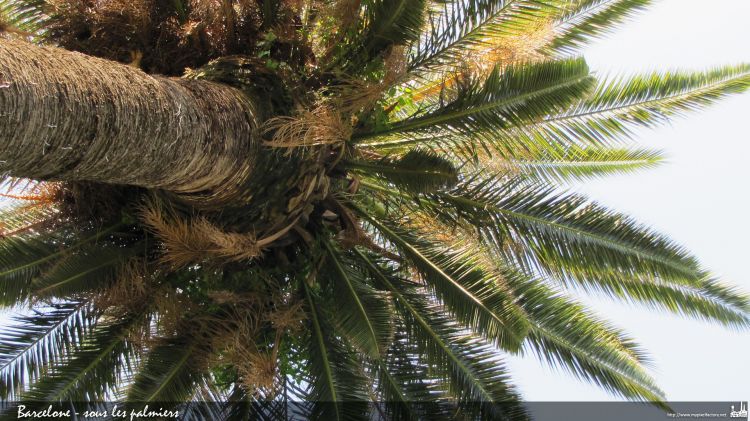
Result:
[30, 246, 136, 299]
[425, 177, 749, 327]
[16, 315, 141, 405]
[509, 145, 663, 182]
[344, 149, 459, 193]
[356, 252, 527, 419]
[357, 207, 528, 352]
[0, 224, 122, 306]
[562, 270, 750, 327]
[0, 236, 56, 306]
[0, 0, 47, 33]
[301, 279, 370, 421]
[511, 65, 750, 147]
[408, 0, 562, 75]
[548, 0, 652, 55]
[364, 175, 749, 328]
[0, 301, 96, 399]
[331, 0, 427, 74]
[500, 266, 666, 402]
[126, 335, 204, 404]
[359, 58, 593, 141]
[434, 178, 703, 282]
[363, 0, 426, 52]
[321, 240, 395, 359]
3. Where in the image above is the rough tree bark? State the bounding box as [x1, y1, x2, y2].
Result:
[0, 38, 260, 205]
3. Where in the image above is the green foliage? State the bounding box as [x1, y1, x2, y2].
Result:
[500, 267, 665, 402]
[126, 335, 204, 404]
[0, 301, 96, 399]
[510, 145, 664, 182]
[0, 0, 47, 33]
[14, 314, 141, 404]
[302, 280, 370, 421]
[321, 240, 395, 358]
[30, 246, 135, 299]
[344, 149, 459, 193]
[548, 0, 653, 55]
[409, 0, 563, 75]
[357, 254, 528, 419]
[358, 58, 594, 140]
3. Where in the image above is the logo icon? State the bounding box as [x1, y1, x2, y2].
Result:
[730, 402, 748, 419]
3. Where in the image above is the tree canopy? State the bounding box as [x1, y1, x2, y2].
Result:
[0, 0, 748, 419]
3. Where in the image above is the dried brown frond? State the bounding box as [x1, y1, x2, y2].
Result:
[264, 299, 305, 332]
[139, 201, 262, 267]
[0, 18, 31, 37]
[200, 220, 263, 260]
[153, 290, 195, 336]
[0, 180, 61, 203]
[263, 105, 352, 149]
[43, 0, 265, 75]
[334, 46, 408, 112]
[0, 182, 61, 238]
[329, 0, 360, 29]
[208, 290, 263, 306]
[223, 305, 282, 395]
[235, 348, 278, 395]
[140, 203, 215, 267]
[94, 259, 150, 311]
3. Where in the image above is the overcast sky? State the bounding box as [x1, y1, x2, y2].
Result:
[507, 0, 750, 402]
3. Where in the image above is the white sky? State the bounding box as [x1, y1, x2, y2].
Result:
[507, 0, 750, 402]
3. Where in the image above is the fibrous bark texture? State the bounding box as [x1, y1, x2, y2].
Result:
[0, 38, 260, 205]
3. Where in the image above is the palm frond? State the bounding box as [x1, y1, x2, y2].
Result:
[357, 58, 594, 147]
[373, 328, 452, 420]
[356, 252, 527, 419]
[301, 279, 370, 421]
[126, 335, 203, 404]
[16, 315, 141, 405]
[0, 224, 122, 306]
[562, 270, 750, 328]
[508, 145, 663, 182]
[548, 0, 652, 55]
[331, 0, 427, 74]
[431, 177, 704, 283]
[0, 301, 96, 399]
[510, 65, 750, 147]
[0, 0, 48, 33]
[321, 240, 395, 359]
[417, 176, 749, 327]
[408, 0, 561, 75]
[0, 236, 57, 306]
[30, 246, 137, 300]
[500, 266, 666, 402]
[356, 206, 528, 352]
[363, 0, 427, 53]
[0, 201, 58, 238]
[344, 149, 459, 193]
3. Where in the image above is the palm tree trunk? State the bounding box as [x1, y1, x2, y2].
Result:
[0, 38, 260, 205]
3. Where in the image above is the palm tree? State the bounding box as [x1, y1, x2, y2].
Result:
[0, 0, 748, 419]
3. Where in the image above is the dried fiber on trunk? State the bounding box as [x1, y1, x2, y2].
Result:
[0, 38, 260, 206]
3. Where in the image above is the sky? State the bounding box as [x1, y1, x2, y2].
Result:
[506, 0, 750, 402]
